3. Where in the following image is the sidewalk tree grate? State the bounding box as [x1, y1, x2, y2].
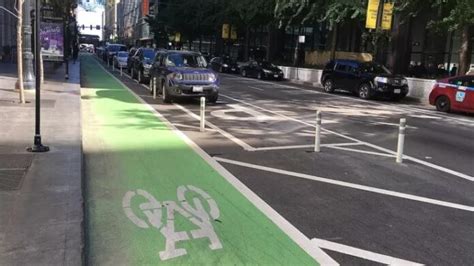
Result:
[0, 170, 27, 191]
[0, 154, 33, 169]
[0, 154, 33, 191]
[0, 98, 55, 108]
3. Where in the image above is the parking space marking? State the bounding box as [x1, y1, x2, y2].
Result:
[253, 143, 361, 152]
[248, 86, 264, 91]
[327, 146, 395, 158]
[174, 103, 257, 151]
[311, 239, 423, 265]
[220, 94, 474, 182]
[370, 122, 418, 129]
[214, 157, 474, 212]
[221, 73, 474, 125]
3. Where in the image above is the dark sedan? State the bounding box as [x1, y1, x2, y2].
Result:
[240, 61, 284, 80]
[209, 57, 240, 73]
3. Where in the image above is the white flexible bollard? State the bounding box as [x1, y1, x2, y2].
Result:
[153, 77, 157, 99]
[314, 110, 321, 152]
[200, 97, 206, 132]
[396, 118, 406, 163]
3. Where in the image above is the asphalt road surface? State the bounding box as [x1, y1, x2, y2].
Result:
[104, 60, 474, 265]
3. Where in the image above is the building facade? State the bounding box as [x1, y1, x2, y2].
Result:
[0, 0, 17, 61]
[117, 0, 157, 47]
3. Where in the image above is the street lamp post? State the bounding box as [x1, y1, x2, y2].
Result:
[22, 0, 35, 90]
[28, 0, 49, 153]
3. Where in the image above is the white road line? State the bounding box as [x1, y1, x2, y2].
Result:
[0, 168, 25, 171]
[174, 103, 256, 151]
[253, 143, 361, 152]
[93, 57, 337, 265]
[220, 94, 474, 182]
[248, 86, 264, 91]
[214, 157, 474, 212]
[371, 122, 418, 129]
[327, 146, 395, 158]
[311, 239, 423, 265]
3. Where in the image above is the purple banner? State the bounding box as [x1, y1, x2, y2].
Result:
[41, 22, 64, 61]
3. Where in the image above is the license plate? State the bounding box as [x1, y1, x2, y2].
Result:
[193, 86, 204, 92]
[231, 68, 236, 71]
[274, 75, 279, 78]
[394, 89, 401, 94]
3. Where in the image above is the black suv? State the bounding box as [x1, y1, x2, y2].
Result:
[321, 60, 409, 100]
[129, 47, 156, 83]
[149, 50, 219, 103]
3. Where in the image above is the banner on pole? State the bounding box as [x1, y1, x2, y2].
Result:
[365, 0, 379, 29]
[222, 24, 230, 39]
[40, 22, 64, 62]
[382, 2, 394, 30]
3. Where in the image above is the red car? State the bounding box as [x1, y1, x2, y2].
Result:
[429, 75, 474, 113]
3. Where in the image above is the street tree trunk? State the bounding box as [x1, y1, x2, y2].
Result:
[244, 26, 250, 61]
[388, 16, 412, 74]
[17, 0, 25, 103]
[330, 25, 338, 61]
[458, 25, 472, 75]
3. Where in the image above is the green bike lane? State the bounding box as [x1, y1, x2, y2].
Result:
[80, 54, 326, 265]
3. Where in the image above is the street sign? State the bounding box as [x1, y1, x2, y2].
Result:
[365, 0, 379, 29]
[222, 24, 230, 39]
[382, 2, 394, 30]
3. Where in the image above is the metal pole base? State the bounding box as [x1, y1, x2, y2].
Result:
[27, 136, 50, 153]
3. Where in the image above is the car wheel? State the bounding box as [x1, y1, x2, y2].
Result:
[207, 94, 218, 103]
[435, 95, 451, 112]
[242, 70, 247, 77]
[162, 82, 171, 103]
[323, 79, 335, 93]
[358, 83, 372, 100]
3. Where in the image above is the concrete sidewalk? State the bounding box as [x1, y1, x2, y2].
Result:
[0, 61, 83, 265]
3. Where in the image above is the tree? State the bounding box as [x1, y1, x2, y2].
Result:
[16, 0, 25, 103]
[429, 0, 474, 75]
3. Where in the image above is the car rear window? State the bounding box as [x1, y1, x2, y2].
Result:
[325, 61, 335, 70]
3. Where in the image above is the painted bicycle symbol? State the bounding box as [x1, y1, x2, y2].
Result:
[122, 185, 222, 261]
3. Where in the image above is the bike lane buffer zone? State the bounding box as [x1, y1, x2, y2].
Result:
[81, 55, 322, 265]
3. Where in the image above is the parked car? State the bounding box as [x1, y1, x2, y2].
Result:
[129, 47, 156, 83]
[429, 75, 474, 113]
[321, 60, 409, 100]
[209, 57, 240, 73]
[126, 47, 138, 71]
[240, 61, 284, 80]
[113, 51, 129, 69]
[104, 44, 127, 63]
[96, 46, 105, 58]
[149, 50, 219, 103]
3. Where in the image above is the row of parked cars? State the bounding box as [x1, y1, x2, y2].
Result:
[96, 44, 473, 114]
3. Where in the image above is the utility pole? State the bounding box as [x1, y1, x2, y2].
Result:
[28, 0, 49, 153]
[22, 0, 35, 90]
